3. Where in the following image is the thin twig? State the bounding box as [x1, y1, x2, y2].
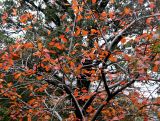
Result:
[68, 15, 77, 55]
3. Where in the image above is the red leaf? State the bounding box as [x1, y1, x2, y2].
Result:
[65, 27, 70, 32]
[2, 12, 8, 20]
[92, 0, 96, 4]
[124, 54, 131, 61]
[109, 11, 115, 19]
[20, 14, 28, 23]
[11, 52, 20, 60]
[150, 3, 155, 9]
[59, 35, 67, 42]
[146, 18, 153, 25]
[101, 11, 107, 17]
[138, 0, 144, 4]
[121, 37, 126, 44]
[74, 89, 79, 97]
[153, 65, 158, 72]
[86, 106, 94, 113]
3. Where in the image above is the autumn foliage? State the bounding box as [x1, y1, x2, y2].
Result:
[0, 0, 160, 121]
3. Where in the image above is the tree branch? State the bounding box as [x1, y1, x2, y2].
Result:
[108, 13, 160, 51]
[91, 74, 139, 121]
[45, 79, 84, 120]
[101, 70, 111, 97]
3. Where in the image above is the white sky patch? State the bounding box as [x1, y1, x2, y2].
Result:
[134, 81, 159, 98]
[67, 0, 72, 4]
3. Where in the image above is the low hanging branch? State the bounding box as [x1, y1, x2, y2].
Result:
[91, 74, 139, 121]
[45, 79, 85, 120]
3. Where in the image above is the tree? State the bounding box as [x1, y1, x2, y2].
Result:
[0, 0, 160, 120]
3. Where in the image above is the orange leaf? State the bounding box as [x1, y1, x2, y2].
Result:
[0, 63, 3, 68]
[91, 29, 97, 34]
[75, 27, 81, 36]
[72, 0, 79, 14]
[47, 30, 51, 35]
[28, 99, 36, 105]
[27, 114, 32, 121]
[24, 42, 34, 48]
[121, 37, 126, 44]
[109, 11, 115, 19]
[73, 6, 79, 14]
[27, 25, 33, 29]
[12, 9, 17, 16]
[20, 14, 28, 23]
[158, 111, 160, 118]
[110, 0, 115, 4]
[120, 81, 126, 85]
[72, 0, 78, 6]
[70, 61, 75, 67]
[11, 52, 20, 60]
[109, 55, 117, 62]
[37, 39, 43, 50]
[61, 14, 67, 20]
[22, 27, 28, 31]
[146, 18, 153, 25]
[55, 43, 64, 50]
[64, 67, 70, 73]
[92, 0, 96, 4]
[86, 106, 94, 113]
[65, 27, 70, 32]
[153, 65, 158, 72]
[82, 30, 88, 36]
[37, 75, 43, 80]
[48, 41, 55, 46]
[44, 115, 51, 120]
[7, 82, 13, 87]
[59, 35, 67, 42]
[101, 11, 107, 17]
[76, 14, 83, 22]
[124, 54, 131, 61]
[74, 89, 79, 97]
[124, 7, 131, 15]
[33, 51, 41, 57]
[14, 73, 21, 79]
[81, 88, 88, 93]
[94, 41, 99, 48]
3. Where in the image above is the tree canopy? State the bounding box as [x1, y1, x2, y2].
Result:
[0, 0, 160, 120]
